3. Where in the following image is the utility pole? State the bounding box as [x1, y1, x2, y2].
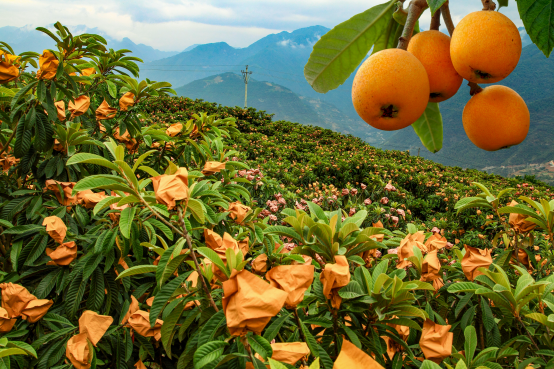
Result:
[241, 65, 252, 109]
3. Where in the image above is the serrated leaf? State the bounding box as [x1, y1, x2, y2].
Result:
[517, 0, 554, 57]
[193, 341, 228, 369]
[304, 0, 397, 93]
[119, 206, 136, 239]
[115, 265, 157, 280]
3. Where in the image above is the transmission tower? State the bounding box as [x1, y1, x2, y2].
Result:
[241, 65, 252, 108]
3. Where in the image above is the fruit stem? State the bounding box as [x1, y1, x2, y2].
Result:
[441, 2, 456, 36]
[469, 82, 483, 96]
[397, 0, 428, 50]
[430, 8, 441, 31]
[481, 0, 497, 10]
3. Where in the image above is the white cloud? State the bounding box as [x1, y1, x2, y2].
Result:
[0, 0, 526, 51]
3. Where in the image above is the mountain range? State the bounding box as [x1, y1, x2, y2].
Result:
[0, 25, 179, 63]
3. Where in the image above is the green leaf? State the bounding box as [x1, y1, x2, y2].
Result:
[196, 247, 229, 279]
[198, 310, 226, 348]
[119, 206, 136, 239]
[116, 265, 157, 280]
[187, 198, 205, 224]
[420, 360, 443, 369]
[263, 313, 291, 342]
[263, 226, 302, 242]
[161, 300, 185, 357]
[426, 0, 448, 14]
[66, 153, 120, 172]
[447, 282, 483, 293]
[268, 359, 288, 369]
[248, 334, 273, 360]
[517, 0, 554, 57]
[498, 0, 508, 9]
[464, 326, 477, 363]
[193, 341, 228, 369]
[150, 274, 187, 327]
[0, 348, 28, 359]
[411, 102, 443, 153]
[304, 0, 397, 93]
[338, 281, 365, 299]
[106, 80, 117, 98]
[2, 224, 43, 235]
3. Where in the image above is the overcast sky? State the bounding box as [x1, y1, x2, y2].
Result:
[0, 0, 523, 51]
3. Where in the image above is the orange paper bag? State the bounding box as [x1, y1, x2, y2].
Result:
[134, 360, 147, 369]
[21, 299, 53, 323]
[425, 234, 447, 252]
[81, 192, 107, 209]
[509, 200, 537, 233]
[79, 310, 114, 346]
[0, 52, 19, 84]
[121, 296, 140, 325]
[0, 307, 16, 333]
[271, 342, 310, 365]
[68, 95, 91, 118]
[128, 310, 163, 340]
[166, 123, 183, 137]
[228, 201, 251, 224]
[46, 241, 77, 266]
[419, 319, 453, 363]
[252, 254, 268, 274]
[334, 339, 384, 369]
[42, 215, 67, 244]
[461, 245, 492, 281]
[420, 250, 444, 292]
[397, 231, 426, 269]
[55, 100, 66, 121]
[119, 92, 135, 111]
[320, 256, 350, 309]
[202, 161, 226, 175]
[0, 283, 37, 317]
[151, 167, 189, 210]
[222, 270, 287, 336]
[266, 265, 315, 308]
[44, 179, 77, 206]
[37, 50, 58, 80]
[95, 99, 117, 120]
[66, 333, 92, 369]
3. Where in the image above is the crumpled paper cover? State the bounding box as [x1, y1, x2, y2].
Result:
[53, 139, 65, 153]
[222, 270, 288, 336]
[511, 248, 532, 270]
[0, 51, 19, 84]
[271, 342, 310, 365]
[113, 128, 139, 153]
[151, 167, 189, 210]
[95, 99, 117, 121]
[238, 237, 250, 255]
[387, 316, 410, 341]
[42, 215, 67, 244]
[0, 155, 18, 172]
[128, 310, 163, 340]
[44, 179, 77, 206]
[80, 67, 95, 76]
[420, 250, 444, 292]
[37, 50, 58, 80]
[252, 254, 268, 274]
[79, 310, 114, 346]
[55, 100, 66, 121]
[334, 339, 384, 369]
[0, 283, 37, 317]
[320, 255, 350, 309]
[21, 299, 53, 323]
[166, 123, 183, 137]
[382, 336, 401, 359]
[202, 161, 226, 176]
[68, 95, 91, 118]
[266, 265, 314, 308]
[121, 296, 140, 325]
[509, 200, 537, 233]
[205, 229, 241, 280]
[134, 360, 147, 369]
[46, 241, 77, 266]
[461, 245, 492, 281]
[397, 231, 426, 269]
[81, 191, 107, 209]
[119, 92, 135, 111]
[425, 234, 447, 252]
[0, 307, 16, 333]
[228, 201, 251, 224]
[419, 319, 453, 363]
[370, 221, 385, 242]
[65, 332, 92, 369]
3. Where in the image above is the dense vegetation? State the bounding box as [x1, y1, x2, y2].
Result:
[2, 23, 554, 369]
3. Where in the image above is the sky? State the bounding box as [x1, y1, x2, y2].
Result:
[0, 0, 524, 51]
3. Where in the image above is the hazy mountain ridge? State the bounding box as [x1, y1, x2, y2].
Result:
[0, 24, 179, 63]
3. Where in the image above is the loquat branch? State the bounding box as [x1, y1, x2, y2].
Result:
[430, 8, 442, 31]
[441, 2, 456, 36]
[481, 0, 497, 11]
[397, 0, 428, 50]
